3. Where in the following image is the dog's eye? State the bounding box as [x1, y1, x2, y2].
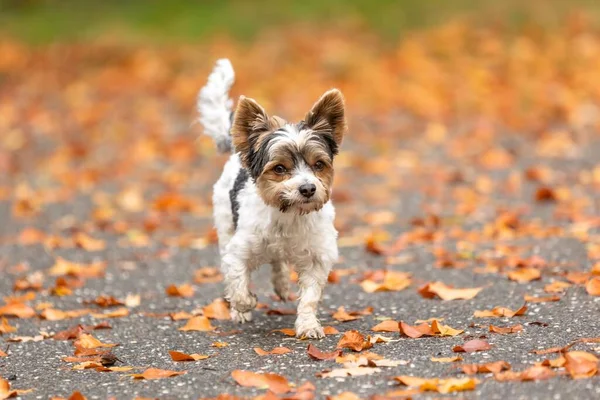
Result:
[273, 164, 287, 174]
[314, 161, 325, 171]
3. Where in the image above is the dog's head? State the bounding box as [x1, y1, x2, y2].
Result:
[231, 89, 347, 214]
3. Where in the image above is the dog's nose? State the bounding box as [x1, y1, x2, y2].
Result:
[299, 183, 316, 198]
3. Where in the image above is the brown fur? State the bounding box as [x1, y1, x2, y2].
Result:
[304, 89, 347, 146]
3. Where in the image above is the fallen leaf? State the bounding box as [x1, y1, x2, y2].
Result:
[49, 257, 106, 278]
[524, 295, 560, 303]
[0, 378, 33, 399]
[336, 351, 383, 363]
[0, 303, 35, 319]
[489, 324, 523, 334]
[430, 356, 463, 363]
[53, 322, 111, 340]
[179, 316, 215, 332]
[327, 393, 361, 400]
[336, 330, 372, 352]
[271, 328, 296, 337]
[462, 361, 511, 374]
[371, 320, 399, 332]
[431, 319, 464, 336]
[91, 307, 129, 318]
[360, 271, 411, 293]
[453, 339, 492, 353]
[254, 347, 292, 356]
[473, 304, 527, 318]
[564, 351, 599, 379]
[124, 294, 141, 307]
[231, 370, 291, 394]
[74, 334, 117, 349]
[0, 318, 17, 334]
[394, 376, 477, 393]
[169, 350, 210, 361]
[494, 366, 555, 381]
[535, 186, 557, 202]
[165, 283, 194, 297]
[318, 367, 381, 378]
[586, 277, 600, 296]
[507, 268, 541, 283]
[131, 368, 186, 380]
[307, 344, 342, 360]
[40, 308, 92, 321]
[73, 232, 106, 251]
[194, 267, 223, 284]
[84, 295, 124, 308]
[212, 341, 228, 348]
[323, 326, 340, 335]
[202, 298, 230, 320]
[332, 307, 359, 322]
[399, 321, 433, 338]
[418, 282, 483, 300]
[544, 281, 572, 293]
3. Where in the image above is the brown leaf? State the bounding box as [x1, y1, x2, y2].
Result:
[586, 277, 600, 296]
[564, 351, 599, 379]
[254, 347, 292, 356]
[74, 334, 117, 349]
[179, 316, 215, 332]
[360, 271, 411, 293]
[453, 339, 492, 353]
[73, 232, 106, 251]
[131, 368, 186, 380]
[495, 366, 555, 381]
[231, 370, 291, 394]
[489, 324, 523, 334]
[507, 268, 541, 283]
[202, 298, 230, 320]
[91, 307, 129, 319]
[40, 308, 92, 321]
[0, 318, 17, 335]
[332, 307, 359, 322]
[194, 267, 223, 284]
[165, 283, 194, 298]
[535, 186, 557, 202]
[327, 393, 361, 400]
[0, 303, 35, 319]
[418, 281, 483, 300]
[318, 367, 381, 378]
[462, 361, 511, 375]
[394, 376, 477, 394]
[399, 321, 433, 338]
[0, 378, 33, 398]
[430, 356, 463, 363]
[430, 320, 463, 336]
[53, 322, 111, 340]
[336, 330, 372, 352]
[544, 281, 572, 293]
[169, 350, 209, 361]
[524, 294, 560, 303]
[84, 295, 124, 308]
[371, 320, 399, 332]
[49, 257, 106, 278]
[473, 304, 527, 318]
[307, 344, 342, 361]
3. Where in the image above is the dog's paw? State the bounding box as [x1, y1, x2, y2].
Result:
[230, 308, 253, 323]
[295, 318, 324, 339]
[229, 292, 257, 313]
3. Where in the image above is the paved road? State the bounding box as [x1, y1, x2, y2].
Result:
[1, 129, 600, 400]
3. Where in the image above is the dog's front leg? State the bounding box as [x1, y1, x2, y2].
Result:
[222, 253, 257, 323]
[295, 260, 330, 339]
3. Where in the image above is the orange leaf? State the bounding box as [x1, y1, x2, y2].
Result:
[131, 368, 186, 380]
[323, 326, 340, 335]
[254, 347, 292, 356]
[194, 267, 223, 284]
[586, 277, 600, 296]
[271, 328, 296, 336]
[165, 283, 194, 298]
[0, 318, 17, 334]
[307, 344, 341, 361]
[564, 351, 599, 379]
[0, 303, 35, 319]
[394, 376, 477, 393]
[73, 232, 106, 251]
[489, 324, 523, 334]
[178, 316, 215, 332]
[231, 370, 291, 394]
[462, 361, 511, 375]
[49, 257, 106, 278]
[507, 268, 541, 283]
[74, 334, 117, 349]
[202, 298, 230, 320]
[524, 295, 560, 303]
[371, 320, 399, 332]
[453, 339, 492, 353]
[430, 320, 464, 336]
[544, 281, 571, 293]
[399, 321, 433, 338]
[332, 307, 359, 322]
[336, 330, 372, 352]
[418, 282, 483, 300]
[169, 350, 209, 361]
[431, 356, 463, 363]
[473, 304, 527, 318]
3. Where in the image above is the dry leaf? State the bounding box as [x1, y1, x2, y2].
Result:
[169, 350, 209, 361]
[0, 318, 17, 334]
[231, 370, 291, 394]
[462, 361, 511, 375]
[474, 304, 527, 318]
[418, 282, 483, 300]
[332, 307, 359, 322]
[430, 320, 464, 336]
[194, 267, 223, 284]
[307, 344, 342, 361]
[360, 271, 411, 293]
[165, 283, 194, 297]
[336, 330, 372, 352]
[202, 298, 230, 320]
[327, 393, 361, 400]
[318, 367, 381, 378]
[49, 257, 106, 278]
[399, 321, 433, 338]
[453, 339, 492, 353]
[179, 316, 215, 332]
[431, 356, 462, 363]
[74, 334, 117, 349]
[91, 307, 129, 318]
[507, 268, 541, 283]
[544, 281, 572, 293]
[489, 324, 523, 334]
[40, 308, 92, 321]
[524, 295, 560, 303]
[131, 368, 186, 380]
[73, 232, 106, 251]
[494, 366, 555, 381]
[371, 320, 399, 332]
[586, 277, 600, 296]
[564, 351, 599, 379]
[254, 347, 292, 356]
[394, 376, 477, 394]
[0, 303, 35, 319]
[0, 378, 33, 399]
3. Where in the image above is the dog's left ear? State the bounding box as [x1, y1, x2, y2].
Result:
[304, 89, 347, 147]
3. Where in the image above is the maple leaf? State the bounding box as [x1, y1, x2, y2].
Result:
[307, 344, 342, 360]
[360, 271, 411, 293]
[418, 281, 483, 300]
[254, 347, 292, 356]
[399, 321, 434, 338]
[332, 307, 359, 322]
[169, 350, 210, 361]
[430, 319, 463, 336]
[179, 316, 215, 332]
[231, 370, 291, 394]
[131, 368, 186, 380]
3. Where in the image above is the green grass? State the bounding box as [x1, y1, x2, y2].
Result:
[1, 0, 600, 44]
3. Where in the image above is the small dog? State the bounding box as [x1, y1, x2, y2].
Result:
[197, 59, 347, 338]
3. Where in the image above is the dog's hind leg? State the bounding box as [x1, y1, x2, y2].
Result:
[271, 261, 291, 301]
[222, 252, 257, 323]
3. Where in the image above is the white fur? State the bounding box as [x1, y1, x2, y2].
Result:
[199, 60, 339, 339]
[197, 58, 235, 153]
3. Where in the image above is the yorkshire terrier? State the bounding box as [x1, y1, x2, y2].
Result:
[197, 59, 347, 338]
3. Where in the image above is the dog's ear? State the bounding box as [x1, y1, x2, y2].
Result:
[304, 89, 347, 147]
[231, 96, 273, 166]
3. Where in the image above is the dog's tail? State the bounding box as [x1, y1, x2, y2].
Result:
[197, 58, 235, 153]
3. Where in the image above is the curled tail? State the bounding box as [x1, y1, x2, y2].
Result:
[197, 59, 235, 153]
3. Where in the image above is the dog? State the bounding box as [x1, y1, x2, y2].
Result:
[197, 59, 347, 338]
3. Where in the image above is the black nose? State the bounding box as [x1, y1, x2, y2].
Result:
[299, 183, 316, 198]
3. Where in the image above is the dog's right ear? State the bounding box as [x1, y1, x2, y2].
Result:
[231, 96, 272, 167]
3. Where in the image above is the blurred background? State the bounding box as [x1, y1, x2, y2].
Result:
[1, 0, 600, 242]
